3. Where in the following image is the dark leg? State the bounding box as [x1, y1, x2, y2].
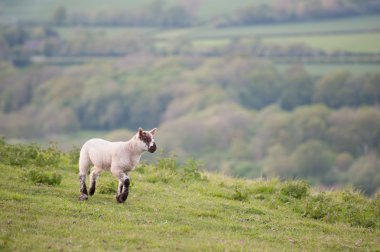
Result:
[116, 175, 130, 203]
[89, 167, 102, 196]
[89, 181, 95, 196]
[118, 180, 123, 195]
[79, 174, 88, 200]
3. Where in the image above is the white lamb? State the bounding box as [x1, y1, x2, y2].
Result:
[78, 128, 157, 203]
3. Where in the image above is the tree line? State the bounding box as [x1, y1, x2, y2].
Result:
[1, 57, 379, 133]
[50, 2, 193, 28]
[220, 0, 380, 27]
[1, 24, 378, 68]
[0, 56, 379, 195]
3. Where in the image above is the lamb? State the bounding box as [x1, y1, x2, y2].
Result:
[78, 128, 157, 203]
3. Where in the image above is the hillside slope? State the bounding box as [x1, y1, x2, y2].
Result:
[0, 141, 379, 251]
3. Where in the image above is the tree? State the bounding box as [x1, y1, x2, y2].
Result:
[327, 107, 380, 155]
[280, 65, 314, 110]
[51, 5, 67, 25]
[347, 153, 380, 195]
[313, 71, 371, 108]
[291, 140, 335, 183]
[239, 66, 281, 109]
[162, 5, 192, 27]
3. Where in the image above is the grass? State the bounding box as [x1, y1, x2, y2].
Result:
[276, 63, 380, 75]
[0, 0, 153, 22]
[264, 33, 380, 53]
[154, 15, 380, 53]
[0, 141, 379, 251]
[1, 0, 265, 22]
[188, 15, 380, 39]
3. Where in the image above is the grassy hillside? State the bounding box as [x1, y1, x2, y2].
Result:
[0, 141, 379, 251]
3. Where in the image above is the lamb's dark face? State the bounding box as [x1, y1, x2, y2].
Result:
[138, 128, 157, 153]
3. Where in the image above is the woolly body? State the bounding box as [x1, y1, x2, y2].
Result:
[78, 128, 157, 203]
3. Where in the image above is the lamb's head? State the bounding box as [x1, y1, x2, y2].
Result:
[136, 127, 157, 153]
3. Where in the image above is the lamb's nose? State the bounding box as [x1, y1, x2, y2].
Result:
[148, 143, 156, 153]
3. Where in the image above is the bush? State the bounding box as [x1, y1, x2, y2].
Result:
[144, 155, 206, 184]
[156, 156, 178, 172]
[181, 159, 204, 182]
[303, 193, 332, 220]
[26, 169, 62, 186]
[67, 146, 80, 165]
[98, 181, 118, 194]
[303, 190, 380, 228]
[281, 180, 310, 199]
[232, 185, 249, 201]
[0, 140, 61, 167]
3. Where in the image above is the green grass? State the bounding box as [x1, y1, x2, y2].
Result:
[0, 141, 379, 251]
[189, 15, 380, 39]
[0, 0, 154, 22]
[264, 33, 380, 53]
[0, 0, 263, 22]
[55, 27, 157, 40]
[276, 63, 380, 75]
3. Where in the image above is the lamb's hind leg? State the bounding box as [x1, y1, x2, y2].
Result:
[89, 167, 102, 196]
[79, 174, 88, 200]
[78, 148, 91, 201]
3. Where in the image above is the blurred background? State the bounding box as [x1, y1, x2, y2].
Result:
[0, 0, 379, 194]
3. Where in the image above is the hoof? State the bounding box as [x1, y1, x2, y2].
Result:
[116, 194, 128, 203]
[89, 187, 95, 196]
[116, 195, 123, 203]
[79, 194, 88, 201]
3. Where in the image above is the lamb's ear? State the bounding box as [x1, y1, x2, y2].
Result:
[138, 127, 144, 137]
[149, 128, 157, 136]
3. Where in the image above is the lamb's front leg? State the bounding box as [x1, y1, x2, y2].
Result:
[116, 174, 130, 203]
[112, 169, 130, 203]
[117, 180, 123, 195]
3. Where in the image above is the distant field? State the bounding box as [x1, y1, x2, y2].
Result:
[155, 15, 380, 53]
[276, 63, 380, 75]
[0, 0, 263, 22]
[55, 27, 156, 39]
[0, 0, 155, 22]
[182, 15, 380, 39]
[264, 33, 380, 53]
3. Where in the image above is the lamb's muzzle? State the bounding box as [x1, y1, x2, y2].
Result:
[148, 142, 156, 153]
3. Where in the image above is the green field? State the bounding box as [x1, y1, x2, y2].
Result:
[1, 0, 154, 22]
[276, 63, 380, 75]
[157, 15, 380, 40]
[54, 15, 380, 55]
[0, 142, 379, 251]
[264, 33, 380, 53]
[0, 0, 264, 22]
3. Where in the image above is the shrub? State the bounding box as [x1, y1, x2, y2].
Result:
[67, 146, 80, 165]
[147, 155, 206, 183]
[98, 181, 118, 194]
[26, 169, 62, 186]
[303, 193, 332, 220]
[302, 190, 380, 228]
[232, 185, 249, 202]
[281, 180, 310, 199]
[181, 159, 204, 182]
[0, 140, 61, 167]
